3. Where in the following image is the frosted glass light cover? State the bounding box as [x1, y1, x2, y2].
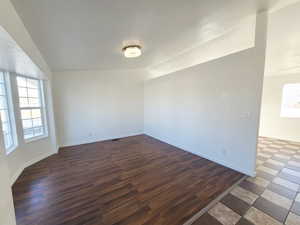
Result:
[123, 46, 142, 58]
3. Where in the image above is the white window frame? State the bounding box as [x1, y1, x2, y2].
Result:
[0, 71, 18, 154]
[280, 83, 300, 118]
[16, 75, 48, 142]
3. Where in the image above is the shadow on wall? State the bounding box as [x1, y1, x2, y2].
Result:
[144, 12, 268, 177]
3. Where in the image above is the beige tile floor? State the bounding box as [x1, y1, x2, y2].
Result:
[192, 137, 300, 225]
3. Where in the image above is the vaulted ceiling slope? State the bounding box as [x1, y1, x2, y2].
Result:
[265, 1, 300, 76]
[0, 26, 44, 78]
[10, 0, 300, 77]
[9, 0, 275, 71]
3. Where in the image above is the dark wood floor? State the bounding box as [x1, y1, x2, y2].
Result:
[13, 135, 243, 225]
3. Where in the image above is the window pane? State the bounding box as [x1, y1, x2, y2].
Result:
[0, 73, 4, 83]
[32, 109, 41, 118]
[28, 88, 38, 98]
[18, 87, 28, 97]
[19, 97, 29, 107]
[2, 121, 10, 134]
[24, 128, 34, 139]
[0, 96, 7, 109]
[34, 127, 43, 136]
[28, 98, 40, 107]
[1, 109, 9, 122]
[17, 76, 46, 139]
[27, 79, 38, 88]
[0, 83, 5, 95]
[21, 109, 31, 119]
[281, 83, 300, 118]
[32, 118, 42, 127]
[23, 119, 33, 129]
[0, 72, 16, 152]
[17, 77, 27, 87]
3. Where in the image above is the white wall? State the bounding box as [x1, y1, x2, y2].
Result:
[0, 1, 57, 224]
[52, 13, 267, 177]
[0, 0, 57, 185]
[144, 13, 267, 176]
[259, 74, 300, 142]
[0, 141, 16, 225]
[53, 70, 145, 147]
[6, 74, 58, 184]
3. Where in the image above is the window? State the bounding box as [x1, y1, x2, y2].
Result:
[281, 83, 300, 118]
[17, 76, 47, 140]
[0, 71, 17, 153]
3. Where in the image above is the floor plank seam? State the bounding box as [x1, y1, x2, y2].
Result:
[182, 175, 247, 225]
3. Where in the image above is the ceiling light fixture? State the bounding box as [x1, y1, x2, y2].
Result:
[122, 45, 142, 58]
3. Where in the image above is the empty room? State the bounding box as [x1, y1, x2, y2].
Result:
[0, 0, 300, 225]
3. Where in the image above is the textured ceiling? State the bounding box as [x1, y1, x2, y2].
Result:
[0, 26, 44, 78]
[265, 1, 300, 76]
[10, 0, 282, 73]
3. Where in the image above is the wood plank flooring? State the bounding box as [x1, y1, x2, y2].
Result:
[12, 135, 243, 225]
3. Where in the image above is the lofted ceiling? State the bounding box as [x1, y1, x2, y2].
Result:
[10, 0, 280, 72]
[0, 26, 44, 79]
[265, 1, 300, 76]
[8, 0, 300, 75]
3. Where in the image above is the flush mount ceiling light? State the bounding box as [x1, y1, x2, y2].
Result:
[122, 45, 142, 58]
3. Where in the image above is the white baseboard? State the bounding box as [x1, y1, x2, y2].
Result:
[59, 132, 144, 148]
[144, 133, 255, 176]
[10, 133, 143, 185]
[10, 150, 56, 186]
[10, 166, 25, 187]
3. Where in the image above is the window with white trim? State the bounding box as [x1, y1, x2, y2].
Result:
[0, 71, 17, 153]
[17, 76, 47, 140]
[281, 83, 300, 118]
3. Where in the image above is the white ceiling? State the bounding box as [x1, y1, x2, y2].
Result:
[0, 26, 44, 79]
[265, 1, 300, 76]
[10, 0, 283, 73]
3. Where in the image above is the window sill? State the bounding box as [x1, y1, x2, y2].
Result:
[5, 145, 18, 155]
[25, 134, 49, 144]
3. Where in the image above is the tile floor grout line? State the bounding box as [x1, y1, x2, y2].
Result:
[182, 175, 247, 225]
[264, 141, 294, 224]
[250, 139, 299, 225]
[193, 137, 300, 225]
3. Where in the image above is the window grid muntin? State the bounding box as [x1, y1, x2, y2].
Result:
[17, 76, 46, 140]
[0, 71, 15, 150]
